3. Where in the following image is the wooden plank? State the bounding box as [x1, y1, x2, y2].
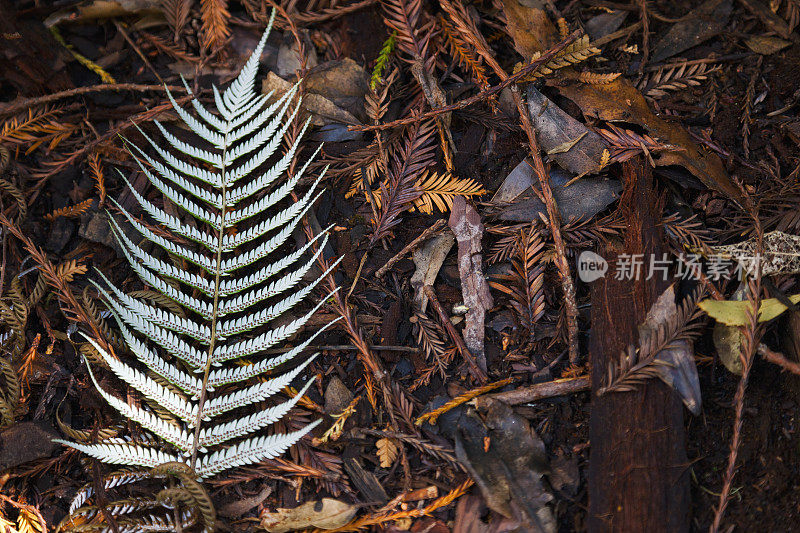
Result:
[587, 159, 689, 532]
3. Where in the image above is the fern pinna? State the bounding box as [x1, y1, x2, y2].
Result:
[55, 16, 338, 480]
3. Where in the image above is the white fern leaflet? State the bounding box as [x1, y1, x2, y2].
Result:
[55, 12, 339, 480]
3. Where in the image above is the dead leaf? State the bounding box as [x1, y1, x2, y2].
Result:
[375, 437, 399, 468]
[584, 10, 628, 41]
[303, 58, 370, 121]
[491, 159, 536, 204]
[738, 0, 794, 39]
[455, 399, 555, 532]
[261, 499, 358, 532]
[449, 197, 493, 372]
[706, 231, 800, 277]
[650, 0, 732, 63]
[262, 58, 370, 126]
[639, 285, 702, 415]
[549, 75, 744, 204]
[276, 35, 318, 78]
[527, 87, 608, 175]
[501, 0, 558, 58]
[495, 167, 621, 222]
[411, 232, 455, 312]
[745, 35, 792, 55]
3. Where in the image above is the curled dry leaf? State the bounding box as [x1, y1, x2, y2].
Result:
[411, 232, 455, 312]
[526, 86, 608, 176]
[260, 499, 358, 532]
[501, 0, 558, 58]
[549, 74, 744, 204]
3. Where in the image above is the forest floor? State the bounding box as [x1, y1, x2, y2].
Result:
[2, 0, 800, 531]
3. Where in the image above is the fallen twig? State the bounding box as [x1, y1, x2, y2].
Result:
[349, 30, 581, 132]
[476, 376, 590, 407]
[376, 219, 447, 278]
[0, 84, 187, 118]
[512, 85, 580, 365]
[710, 215, 764, 533]
[758, 343, 800, 376]
[424, 285, 488, 384]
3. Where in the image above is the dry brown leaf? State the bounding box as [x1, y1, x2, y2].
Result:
[261, 499, 358, 532]
[549, 74, 744, 204]
[375, 437, 399, 468]
[527, 87, 608, 175]
[501, 0, 558, 58]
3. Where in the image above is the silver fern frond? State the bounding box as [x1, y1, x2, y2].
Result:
[55, 11, 339, 481]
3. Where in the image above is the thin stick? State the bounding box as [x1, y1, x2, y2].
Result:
[424, 285, 488, 383]
[376, 219, 447, 278]
[710, 226, 764, 532]
[0, 84, 187, 117]
[476, 375, 590, 406]
[349, 30, 581, 132]
[113, 21, 166, 86]
[512, 85, 580, 365]
[759, 343, 800, 376]
[416, 377, 514, 425]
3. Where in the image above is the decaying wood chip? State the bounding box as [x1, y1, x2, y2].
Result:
[448, 196, 493, 373]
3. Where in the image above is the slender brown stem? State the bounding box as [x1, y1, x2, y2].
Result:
[424, 285, 488, 383]
[0, 84, 187, 117]
[511, 86, 580, 365]
[349, 30, 581, 132]
[710, 252, 763, 531]
[375, 219, 446, 278]
[759, 343, 800, 375]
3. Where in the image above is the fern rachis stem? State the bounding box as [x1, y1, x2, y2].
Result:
[190, 130, 228, 470]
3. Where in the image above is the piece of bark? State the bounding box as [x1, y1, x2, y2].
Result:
[588, 159, 689, 532]
[448, 196, 493, 373]
[342, 457, 389, 504]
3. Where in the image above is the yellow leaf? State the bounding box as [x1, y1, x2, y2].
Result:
[699, 294, 800, 326]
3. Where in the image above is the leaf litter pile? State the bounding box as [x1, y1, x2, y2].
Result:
[2, 0, 800, 531]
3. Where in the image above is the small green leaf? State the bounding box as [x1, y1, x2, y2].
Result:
[699, 294, 800, 326]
